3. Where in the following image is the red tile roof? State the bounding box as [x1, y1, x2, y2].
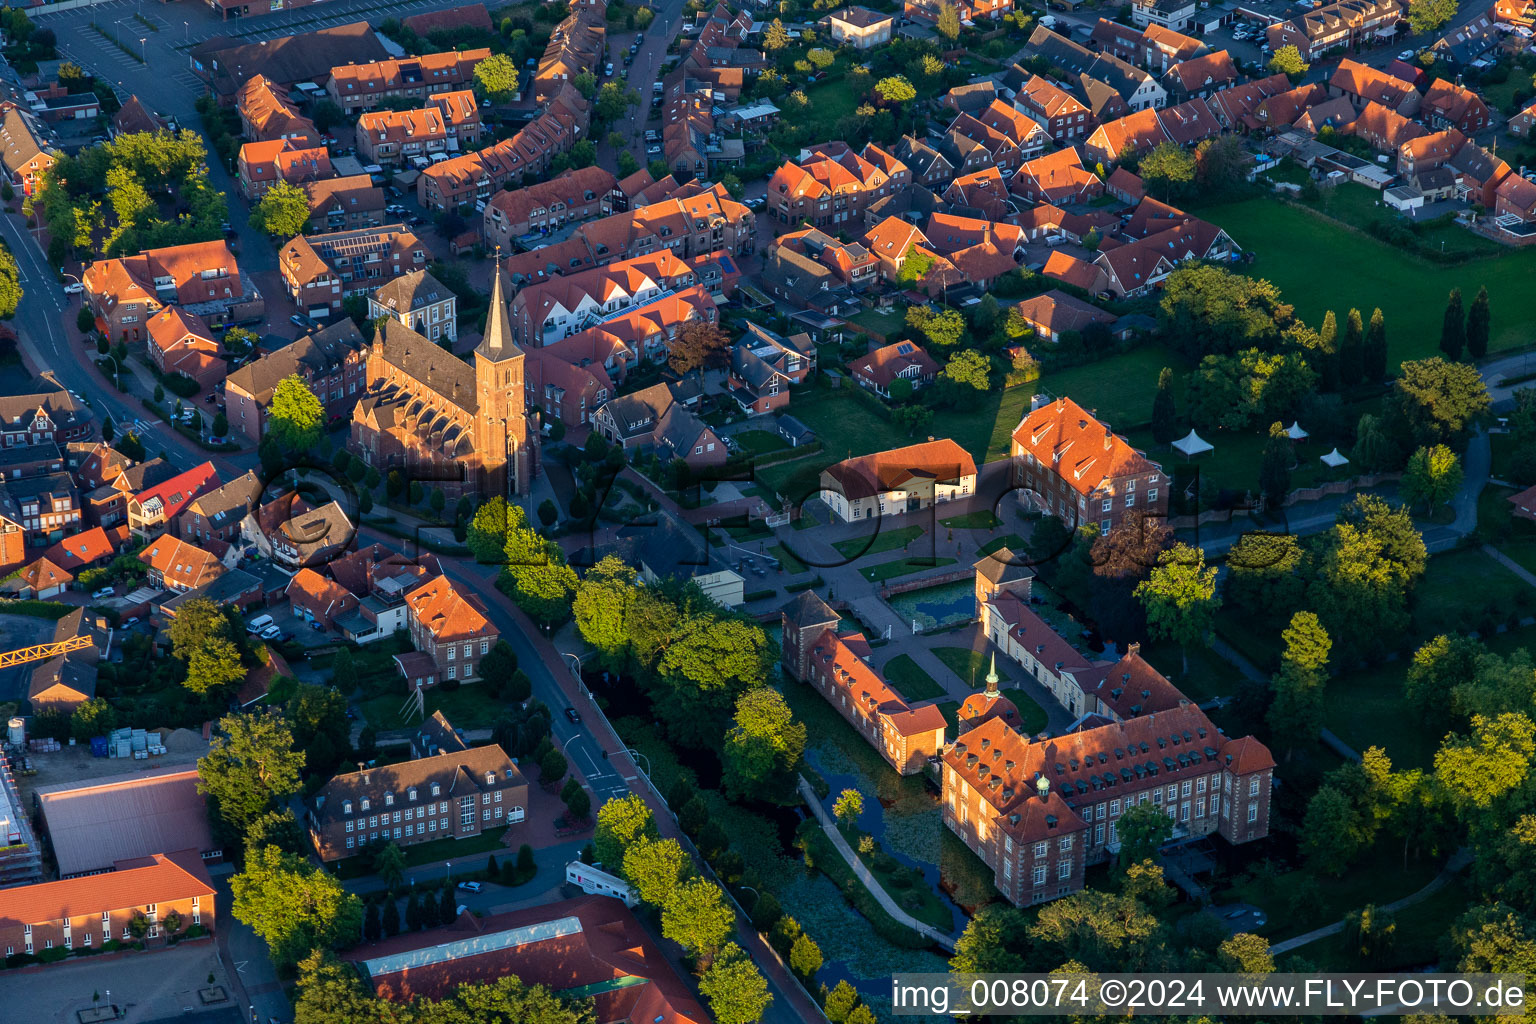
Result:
[0, 849, 215, 928]
[823, 438, 975, 500]
[133, 462, 220, 522]
[43, 526, 117, 570]
[405, 574, 495, 642]
[1012, 395, 1158, 497]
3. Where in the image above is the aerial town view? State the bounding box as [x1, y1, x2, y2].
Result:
[0, 0, 1534, 1018]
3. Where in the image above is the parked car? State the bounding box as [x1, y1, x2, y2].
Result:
[564, 706, 581, 723]
[91, 587, 115, 599]
[62, 282, 83, 294]
[1398, 49, 1416, 60]
[123, 617, 140, 626]
[457, 881, 483, 893]
[646, 144, 661, 156]
[261, 625, 282, 640]
[290, 313, 314, 329]
[385, 203, 407, 215]
[604, 62, 614, 76]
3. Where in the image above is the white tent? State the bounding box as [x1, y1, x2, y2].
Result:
[1320, 448, 1350, 468]
[1284, 422, 1309, 440]
[1172, 429, 1214, 457]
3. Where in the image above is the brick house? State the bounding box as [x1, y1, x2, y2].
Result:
[84, 241, 264, 343]
[0, 101, 56, 196]
[237, 139, 333, 200]
[481, 166, 617, 249]
[417, 86, 589, 211]
[1015, 74, 1094, 143]
[306, 175, 387, 232]
[367, 270, 457, 344]
[818, 438, 976, 522]
[224, 320, 368, 443]
[325, 49, 490, 114]
[279, 226, 432, 318]
[126, 462, 220, 540]
[1267, 0, 1403, 60]
[766, 142, 910, 232]
[354, 107, 449, 167]
[1011, 395, 1165, 533]
[781, 591, 947, 774]
[0, 850, 216, 958]
[174, 470, 261, 548]
[590, 382, 726, 468]
[145, 307, 227, 393]
[306, 743, 527, 861]
[1421, 78, 1491, 133]
[286, 567, 361, 628]
[846, 340, 940, 398]
[139, 536, 224, 593]
[404, 574, 498, 684]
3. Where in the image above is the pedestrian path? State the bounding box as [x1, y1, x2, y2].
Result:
[797, 777, 958, 953]
[1268, 849, 1472, 955]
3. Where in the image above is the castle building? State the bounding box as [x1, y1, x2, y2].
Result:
[349, 268, 537, 497]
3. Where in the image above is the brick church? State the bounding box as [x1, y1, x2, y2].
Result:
[350, 270, 537, 498]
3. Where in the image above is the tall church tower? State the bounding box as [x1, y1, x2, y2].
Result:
[473, 264, 536, 497]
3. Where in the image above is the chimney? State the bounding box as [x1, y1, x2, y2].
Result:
[1127, 641, 1141, 657]
[1103, 424, 1112, 449]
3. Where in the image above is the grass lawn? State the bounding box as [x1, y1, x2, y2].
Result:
[933, 646, 988, 687]
[847, 827, 957, 932]
[861, 555, 957, 583]
[792, 79, 862, 147]
[1320, 658, 1446, 771]
[334, 826, 511, 879]
[1137, 638, 1232, 705]
[1203, 195, 1536, 368]
[768, 542, 809, 575]
[941, 509, 1001, 530]
[361, 685, 506, 732]
[1223, 841, 1445, 941]
[936, 700, 961, 735]
[834, 524, 924, 560]
[845, 307, 905, 339]
[998, 687, 1048, 734]
[733, 430, 789, 457]
[1302, 875, 1470, 969]
[1409, 546, 1530, 638]
[1035, 343, 1189, 433]
[883, 653, 946, 702]
[976, 533, 1027, 558]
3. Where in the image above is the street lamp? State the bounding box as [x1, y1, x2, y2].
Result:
[626, 747, 651, 778]
[140, 37, 147, 64]
[562, 652, 582, 679]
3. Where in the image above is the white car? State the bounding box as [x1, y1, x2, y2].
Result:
[1398, 49, 1416, 60]
[62, 282, 84, 294]
[385, 203, 407, 215]
[92, 586, 115, 599]
[261, 625, 282, 640]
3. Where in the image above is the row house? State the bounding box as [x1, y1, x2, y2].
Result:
[403, 574, 499, 683]
[766, 142, 910, 231]
[307, 175, 387, 232]
[481, 166, 617, 250]
[234, 75, 320, 146]
[237, 138, 333, 200]
[145, 307, 226, 393]
[819, 438, 976, 522]
[1347, 101, 1425, 152]
[354, 107, 448, 167]
[1421, 78, 1491, 134]
[84, 241, 264, 343]
[1328, 58, 1420, 116]
[418, 85, 588, 210]
[906, 0, 1014, 24]
[543, 284, 718, 374]
[1011, 395, 1165, 534]
[1084, 96, 1221, 166]
[1090, 19, 1206, 74]
[279, 225, 432, 317]
[776, 227, 878, 290]
[1014, 74, 1095, 143]
[532, 0, 608, 104]
[286, 567, 360, 630]
[428, 89, 483, 148]
[0, 851, 216, 958]
[0, 102, 56, 197]
[780, 590, 948, 775]
[507, 248, 699, 347]
[1207, 73, 1293, 132]
[894, 134, 957, 189]
[1266, 0, 1403, 60]
[139, 536, 223, 593]
[943, 708, 1274, 906]
[225, 320, 368, 443]
[175, 470, 261, 548]
[945, 102, 1048, 174]
[1162, 51, 1239, 102]
[1025, 27, 1167, 112]
[0, 473, 80, 545]
[325, 49, 490, 114]
[126, 462, 219, 540]
[307, 741, 525, 861]
[0, 391, 94, 449]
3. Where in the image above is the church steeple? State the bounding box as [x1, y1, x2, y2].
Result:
[476, 256, 522, 363]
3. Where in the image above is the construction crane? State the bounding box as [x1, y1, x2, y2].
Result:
[0, 634, 93, 669]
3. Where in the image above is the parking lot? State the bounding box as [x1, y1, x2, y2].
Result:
[0, 941, 237, 1024]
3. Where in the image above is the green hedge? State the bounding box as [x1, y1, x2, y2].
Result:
[0, 599, 75, 619]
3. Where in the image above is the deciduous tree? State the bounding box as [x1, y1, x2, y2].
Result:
[594, 794, 657, 868]
[198, 711, 305, 843]
[1135, 543, 1220, 671]
[661, 877, 735, 964]
[472, 52, 520, 100]
[699, 942, 773, 1024]
[231, 844, 363, 970]
[1267, 44, 1309, 79]
[268, 374, 324, 453]
[722, 686, 806, 800]
[1401, 444, 1463, 515]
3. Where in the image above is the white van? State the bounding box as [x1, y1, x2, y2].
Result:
[247, 614, 275, 635]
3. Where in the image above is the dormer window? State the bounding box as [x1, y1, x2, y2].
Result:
[408, 787, 417, 801]
[360, 798, 370, 811]
[384, 793, 394, 806]
[343, 800, 353, 815]
[431, 782, 440, 796]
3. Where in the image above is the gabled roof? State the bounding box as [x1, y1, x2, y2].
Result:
[405, 574, 495, 642]
[1012, 395, 1159, 495]
[131, 462, 220, 521]
[823, 438, 975, 500]
[0, 850, 215, 928]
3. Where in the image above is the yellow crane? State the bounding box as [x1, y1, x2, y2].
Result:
[0, 634, 93, 669]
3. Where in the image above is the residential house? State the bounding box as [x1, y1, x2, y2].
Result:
[84, 241, 264, 343]
[1025, 27, 1167, 112]
[1042, 251, 1111, 294]
[1129, 0, 1197, 30]
[7, 557, 71, 600]
[2, 474, 82, 546]
[726, 322, 816, 414]
[354, 107, 449, 167]
[823, 6, 894, 48]
[306, 175, 387, 232]
[1510, 98, 1536, 138]
[1015, 74, 1095, 143]
[506, 248, 700, 346]
[403, 574, 499, 684]
[1494, 173, 1536, 226]
[306, 743, 525, 861]
[126, 462, 219, 539]
[0, 102, 55, 196]
[780, 591, 948, 775]
[1422, 78, 1491, 133]
[818, 438, 976, 521]
[426, 89, 484, 148]
[191, 23, 388, 101]
[279, 226, 432, 317]
[225, 320, 368, 443]
[1266, 0, 1403, 60]
[174, 470, 262, 548]
[1162, 51, 1239, 101]
[145, 307, 226, 393]
[1328, 58, 1420, 115]
[523, 349, 612, 430]
[1010, 148, 1106, 205]
[0, 389, 93, 448]
[111, 95, 167, 138]
[481, 166, 617, 249]
[237, 139, 333, 200]
[286, 568, 360, 629]
[234, 75, 320, 146]
[907, 0, 1015, 24]
[846, 340, 941, 399]
[367, 270, 457, 344]
[617, 509, 745, 608]
[1013, 290, 1117, 342]
[139, 536, 224, 593]
[251, 497, 354, 568]
[325, 49, 490, 114]
[418, 85, 589, 210]
[1347, 101, 1423, 152]
[773, 228, 879, 290]
[589, 381, 725, 467]
[1448, 142, 1513, 207]
[766, 141, 910, 232]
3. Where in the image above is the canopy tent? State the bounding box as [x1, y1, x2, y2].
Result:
[1320, 448, 1350, 468]
[1284, 422, 1309, 440]
[1172, 429, 1214, 457]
